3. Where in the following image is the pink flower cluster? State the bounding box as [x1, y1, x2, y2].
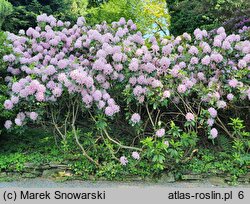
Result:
[3, 14, 143, 126]
[155, 128, 165, 137]
[185, 113, 195, 121]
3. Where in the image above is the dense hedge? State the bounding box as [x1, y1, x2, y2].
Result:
[1, 14, 249, 176]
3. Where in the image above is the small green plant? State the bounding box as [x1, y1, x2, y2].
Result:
[229, 118, 250, 166]
[141, 137, 168, 172]
[229, 118, 250, 138]
[140, 121, 198, 174]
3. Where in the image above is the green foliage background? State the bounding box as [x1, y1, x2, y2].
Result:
[0, 32, 14, 135]
[1, 0, 170, 36]
[167, 0, 250, 36]
[1, 0, 250, 35]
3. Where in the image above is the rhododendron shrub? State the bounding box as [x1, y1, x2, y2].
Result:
[2, 14, 250, 166]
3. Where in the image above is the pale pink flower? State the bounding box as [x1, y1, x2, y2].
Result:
[112, 53, 123, 62]
[82, 94, 93, 105]
[185, 112, 195, 121]
[52, 87, 62, 97]
[190, 57, 198, 65]
[164, 141, 169, 147]
[35, 92, 45, 101]
[4, 100, 13, 110]
[131, 113, 141, 123]
[216, 100, 227, 109]
[217, 27, 225, 34]
[4, 120, 12, 129]
[183, 33, 191, 41]
[210, 53, 223, 63]
[30, 112, 38, 121]
[222, 40, 231, 50]
[238, 59, 247, 68]
[129, 58, 139, 71]
[15, 118, 22, 126]
[11, 96, 19, 104]
[188, 46, 198, 55]
[177, 84, 187, 93]
[12, 82, 22, 93]
[163, 90, 171, 98]
[228, 79, 238, 88]
[208, 107, 217, 118]
[210, 128, 218, 138]
[201, 55, 211, 65]
[156, 128, 165, 137]
[207, 118, 214, 127]
[160, 57, 171, 68]
[57, 59, 69, 69]
[92, 90, 102, 101]
[151, 80, 162, 88]
[213, 39, 222, 47]
[104, 106, 115, 116]
[227, 93, 234, 101]
[120, 156, 128, 165]
[132, 152, 140, 160]
[197, 72, 205, 80]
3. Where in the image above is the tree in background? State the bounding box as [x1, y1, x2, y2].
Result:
[2, 0, 88, 33]
[71, 0, 88, 16]
[167, 0, 250, 36]
[2, 0, 170, 36]
[141, 0, 170, 37]
[87, 0, 108, 7]
[0, 0, 13, 30]
[87, 0, 170, 36]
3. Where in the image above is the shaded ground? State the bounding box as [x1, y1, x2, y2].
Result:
[0, 178, 249, 188]
[0, 131, 249, 189]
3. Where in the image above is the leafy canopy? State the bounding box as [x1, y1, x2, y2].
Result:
[0, 0, 13, 29]
[86, 0, 170, 36]
[167, 0, 250, 36]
